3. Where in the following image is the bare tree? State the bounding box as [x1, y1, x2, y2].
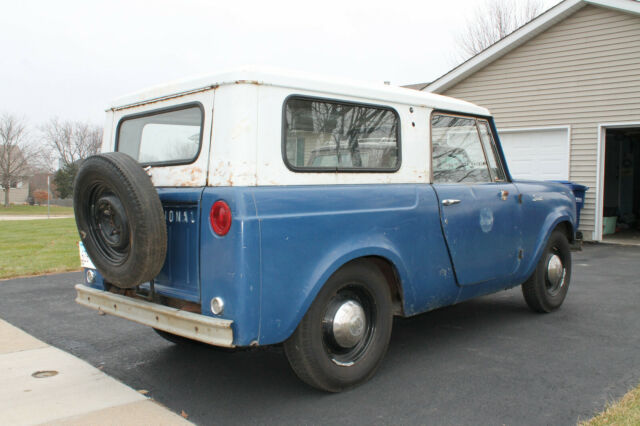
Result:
[457, 0, 544, 61]
[0, 114, 33, 207]
[41, 118, 102, 167]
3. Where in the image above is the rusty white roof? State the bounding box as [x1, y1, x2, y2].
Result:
[108, 66, 490, 116]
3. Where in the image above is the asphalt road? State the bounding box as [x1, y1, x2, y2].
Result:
[1, 243, 639, 425]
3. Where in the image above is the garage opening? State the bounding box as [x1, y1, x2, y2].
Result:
[602, 127, 640, 245]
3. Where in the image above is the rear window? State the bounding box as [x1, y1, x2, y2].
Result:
[116, 104, 203, 165]
[283, 97, 400, 172]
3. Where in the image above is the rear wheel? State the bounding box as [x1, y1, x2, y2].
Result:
[284, 260, 393, 392]
[522, 230, 572, 313]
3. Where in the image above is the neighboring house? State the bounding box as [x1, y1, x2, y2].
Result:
[0, 179, 30, 204]
[0, 145, 31, 205]
[420, 0, 640, 241]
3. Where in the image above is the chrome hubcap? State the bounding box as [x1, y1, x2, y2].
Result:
[546, 254, 565, 295]
[331, 300, 366, 348]
[322, 286, 376, 367]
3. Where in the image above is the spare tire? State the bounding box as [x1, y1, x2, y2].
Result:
[73, 152, 167, 289]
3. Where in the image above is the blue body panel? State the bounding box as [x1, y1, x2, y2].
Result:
[433, 182, 522, 286]
[453, 180, 576, 304]
[154, 188, 203, 303]
[83, 182, 576, 347]
[250, 184, 458, 345]
[198, 188, 262, 346]
[511, 180, 577, 275]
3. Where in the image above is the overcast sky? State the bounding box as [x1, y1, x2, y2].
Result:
[1, 0, 560, 127]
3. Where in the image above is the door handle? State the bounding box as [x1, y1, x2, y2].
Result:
[500, 190, 509, 201]
[442, 199, 461, 206]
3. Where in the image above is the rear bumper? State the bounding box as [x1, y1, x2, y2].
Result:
[75, 284, 234, 347]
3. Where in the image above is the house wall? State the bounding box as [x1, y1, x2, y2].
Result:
[439, 5, 640, 239]
[0, 182, 29, 204]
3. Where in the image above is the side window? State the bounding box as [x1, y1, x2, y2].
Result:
[283, 97, 400, 171]
[477, 120, 506, 182]
[431, 114, 492, 183]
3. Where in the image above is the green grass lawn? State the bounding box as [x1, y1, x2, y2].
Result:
[0, 205, 74, 216]
[0, 218, 80, 279]
[581, 384, 640, 425]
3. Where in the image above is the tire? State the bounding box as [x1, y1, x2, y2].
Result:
[73, 152, 167, 289]
[284, 260, 393, 392]
[522, 230, 572, 313]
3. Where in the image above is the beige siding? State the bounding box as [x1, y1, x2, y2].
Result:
[441, 5, 640, 239]
[0, 185, 29, 205]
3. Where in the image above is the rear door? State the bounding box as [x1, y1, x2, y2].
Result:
[113, 91, 214, 302]
[431, 113, 521, 286]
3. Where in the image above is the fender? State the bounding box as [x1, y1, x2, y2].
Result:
[258, 242, 412, 346]
[521, 213, 575, 282]
[511, 180, 577, 284]
[302, 244, 413, 321]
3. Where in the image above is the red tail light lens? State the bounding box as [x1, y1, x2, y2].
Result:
[210, 201, 232, 236]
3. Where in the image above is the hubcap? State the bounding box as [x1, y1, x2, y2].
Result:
[546, 254, 565, 295]
[331, 300, 366, 348]
[322, 286, 376, 366]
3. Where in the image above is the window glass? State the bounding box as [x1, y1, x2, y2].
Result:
[117, 105, 202, 164]
[284, 98, 399, 171]
[477, 120, 506, 181]
[431, 114, 492, 183]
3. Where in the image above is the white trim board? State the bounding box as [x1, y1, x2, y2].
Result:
[594, 121, 640, 241]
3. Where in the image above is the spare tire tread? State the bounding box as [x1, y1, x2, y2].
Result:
[73, 152, 167, 288]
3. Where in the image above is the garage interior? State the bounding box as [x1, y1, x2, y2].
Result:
[603, 127, 640, 244]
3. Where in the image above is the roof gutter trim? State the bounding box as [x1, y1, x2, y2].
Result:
[583, 0, 640, 16]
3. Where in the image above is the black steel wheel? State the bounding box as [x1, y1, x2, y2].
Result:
[522, 229, 572, 313]
[74, 152, 167, 289]
[284, 260, 393, 392]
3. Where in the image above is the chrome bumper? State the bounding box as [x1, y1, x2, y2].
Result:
[75, 284, 234, 347]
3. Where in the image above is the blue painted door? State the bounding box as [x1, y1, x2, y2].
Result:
[431, 113, 522, 286]
[433, 183, 521, 285]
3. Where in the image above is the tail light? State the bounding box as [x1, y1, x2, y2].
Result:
[210, 200, 232, 236]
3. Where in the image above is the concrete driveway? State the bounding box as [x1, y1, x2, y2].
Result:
[1, 243, 638, 425]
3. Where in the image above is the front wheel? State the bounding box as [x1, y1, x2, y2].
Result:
[284, 260, 393, 392]
[522, 230, 572, 313]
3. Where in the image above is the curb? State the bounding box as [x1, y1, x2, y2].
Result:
[0, 319, 192, 425]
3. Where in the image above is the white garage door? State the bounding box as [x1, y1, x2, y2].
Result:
[498, 127, 569, 180]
